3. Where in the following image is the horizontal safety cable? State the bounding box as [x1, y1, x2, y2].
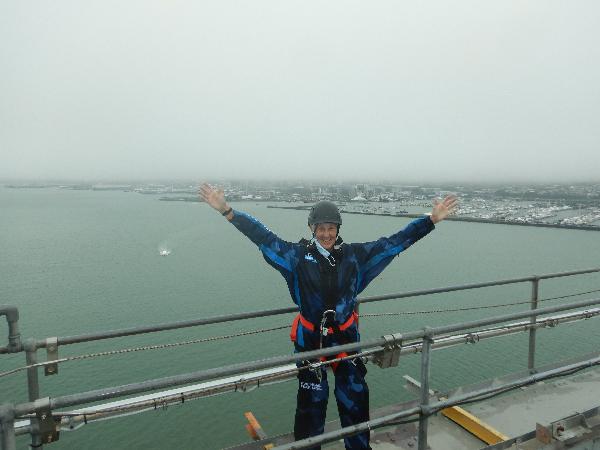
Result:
[363, 287, 600, 317]
[0, 325, 288, 379]
[1, 287, 598, 379]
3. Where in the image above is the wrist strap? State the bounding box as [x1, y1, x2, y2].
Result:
[221, 207, 233, 217]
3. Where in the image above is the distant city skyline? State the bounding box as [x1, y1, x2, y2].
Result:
[4, 178, 599, 229]
[1, 2, 599, 182]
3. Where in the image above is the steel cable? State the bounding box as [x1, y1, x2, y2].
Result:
[1, 287, 599, 379]
[0, 325, 289, 379]
[361, 287, 600, 317]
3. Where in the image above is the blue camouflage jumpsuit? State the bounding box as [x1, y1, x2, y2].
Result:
[228, 210, 435, 449]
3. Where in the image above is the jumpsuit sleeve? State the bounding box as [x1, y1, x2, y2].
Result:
[350, 216, 435, 294]
[228, 209, 299, 275]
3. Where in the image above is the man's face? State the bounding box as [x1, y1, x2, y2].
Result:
[312, 223, 338, 250]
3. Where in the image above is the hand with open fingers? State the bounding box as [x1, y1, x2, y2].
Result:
[199, 183, 228, 214]
[430, 195, 458, 224]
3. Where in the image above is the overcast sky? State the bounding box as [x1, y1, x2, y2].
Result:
[1, 1, 599, 183]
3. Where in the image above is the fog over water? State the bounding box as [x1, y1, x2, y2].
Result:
[1, 1, 599, 183]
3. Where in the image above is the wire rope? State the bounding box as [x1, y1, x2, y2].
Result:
[361, 287, 600, 317]
[1, 287, 599, 379]
[0, 325, 289, 379]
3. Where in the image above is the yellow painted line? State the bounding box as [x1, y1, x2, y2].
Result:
[441, 406, 509, 444]
[402, 375, 508, 445]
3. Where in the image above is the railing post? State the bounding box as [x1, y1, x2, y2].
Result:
[0, 404, 17, 450]
[0, 307, 21, 353]
[418, 327, 434, 450]
[528, 276, 540, 373]
[24, 339, 43, 449]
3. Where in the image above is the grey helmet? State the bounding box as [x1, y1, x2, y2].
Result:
[308, 201, 342, 227]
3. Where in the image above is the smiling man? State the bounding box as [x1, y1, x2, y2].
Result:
[199, 184, 457, 450]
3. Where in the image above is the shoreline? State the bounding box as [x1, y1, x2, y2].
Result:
[266, 205, 600, 232]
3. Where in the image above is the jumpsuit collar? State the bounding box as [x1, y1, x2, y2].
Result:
[311, 236, 343, 267]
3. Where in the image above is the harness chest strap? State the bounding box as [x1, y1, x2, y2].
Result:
[290, 311, 358, 342]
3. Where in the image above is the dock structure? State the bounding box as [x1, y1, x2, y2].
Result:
[267, 205, 600, 232]
[2, 268, 600, 450]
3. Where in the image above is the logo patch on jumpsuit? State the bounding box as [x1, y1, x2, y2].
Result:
[300, 382, 322, 391]
[304, 253, 317, 263]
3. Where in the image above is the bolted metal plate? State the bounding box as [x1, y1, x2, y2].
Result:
[45, 337, 58, 376]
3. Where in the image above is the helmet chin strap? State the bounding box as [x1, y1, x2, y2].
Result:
[333, 234, 343, 249]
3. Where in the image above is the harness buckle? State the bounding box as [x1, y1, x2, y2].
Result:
[305, 360, 323, 382]
[319, 310, 336, 345]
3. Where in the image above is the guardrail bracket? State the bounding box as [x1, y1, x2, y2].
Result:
[374, 333, 402, 369]
[45, 337, 58, 376]
[35, 398, 60, 444]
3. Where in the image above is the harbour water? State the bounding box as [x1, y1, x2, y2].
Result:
[1, 187, 600, 449]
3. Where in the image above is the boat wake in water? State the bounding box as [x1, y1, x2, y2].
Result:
[158, 241, 172, 256]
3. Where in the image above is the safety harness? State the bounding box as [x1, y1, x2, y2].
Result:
[290, 238, 359, 371]
[289, 310, 358, 342]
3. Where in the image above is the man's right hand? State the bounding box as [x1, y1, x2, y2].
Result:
[199, 183, 229, 214]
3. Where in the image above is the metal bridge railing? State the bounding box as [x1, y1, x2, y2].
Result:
[1, 267, 600, 450]
[2, 267, 598, 354]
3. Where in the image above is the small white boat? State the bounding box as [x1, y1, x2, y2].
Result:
[159, 249, 171, 256]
